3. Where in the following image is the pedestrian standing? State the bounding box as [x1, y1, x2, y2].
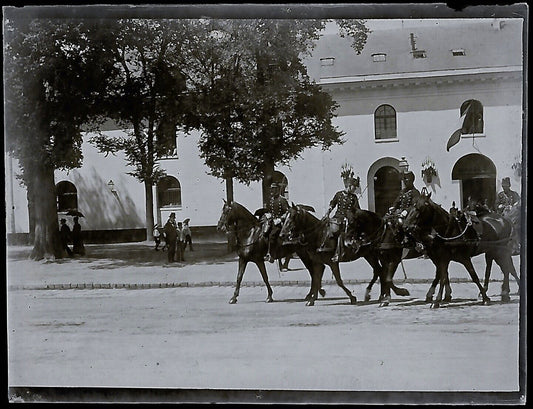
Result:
[176, 222, 185, 262]
[183, 219, 193, 251]
[59, 218, 73, 257]
[163, 213, 177, 263]
[153, 223, 161, 251]
[72, 216, 85, 256]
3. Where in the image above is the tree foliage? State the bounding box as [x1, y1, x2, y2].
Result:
[186, 19, 370, 186]
[4, 14, 116, 259]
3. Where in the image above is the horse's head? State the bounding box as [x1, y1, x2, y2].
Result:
[279, 203, 301, 243]
[217, 200, 234, 232]
[403, 190, 434, 240]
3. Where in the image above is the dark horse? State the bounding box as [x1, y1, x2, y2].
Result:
[483, 203, 521, 294]
[346, 208, 432, 306]
[280, 204, 405, 306]
[403, 191, 518, 307]
[217, 201, 324, 304]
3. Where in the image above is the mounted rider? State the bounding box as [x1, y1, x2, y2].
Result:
[318, 164, 361, 262]
[262, 182, 290, 263]
[386, 171, 421, 246]
[495, 177, 521, 254]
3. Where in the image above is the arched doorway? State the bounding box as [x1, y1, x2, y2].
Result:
[368, 158, 402, 216]
[374, 167, 402, 216]
[452, 153, 496, 209]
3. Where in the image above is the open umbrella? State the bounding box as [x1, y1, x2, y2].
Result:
[183, 218, 190, 224]
[66, 210, 85, 217]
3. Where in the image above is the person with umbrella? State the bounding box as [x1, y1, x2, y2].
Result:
[59, 218, 73, 257]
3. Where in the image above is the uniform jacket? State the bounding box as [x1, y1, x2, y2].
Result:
[330, 190, 360, 219]
[392, 186, 421, 212]
[267, 195, 289, 218]
[495, 189, 520, 211]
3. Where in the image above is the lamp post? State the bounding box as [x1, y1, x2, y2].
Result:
[398, 156, 409, 174]
[107, 180, 117, 194]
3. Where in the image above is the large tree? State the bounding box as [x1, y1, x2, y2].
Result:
[89, 19, 195, 239]
[187, 19, 370, 205]
[4, 15, 116, 260]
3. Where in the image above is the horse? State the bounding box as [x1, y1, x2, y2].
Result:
[280, 204, 399, 306]
[403, 191, 518, 307]
[346, 208, 443, 307]
[216, 200, 325, 304]
[483, 203, 521, 294]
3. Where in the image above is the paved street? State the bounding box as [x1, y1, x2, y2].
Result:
[7, 242, 523, 400]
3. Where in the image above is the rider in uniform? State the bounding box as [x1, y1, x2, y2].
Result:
[495, 177, 520, 214]
[387, 171, 421, 246]
[263, 182, 290, 263]
[319, 167, 361, 262]
[495, 177, 521, 254]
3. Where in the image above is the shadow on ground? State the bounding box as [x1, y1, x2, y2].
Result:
[7, 242, 238, 269]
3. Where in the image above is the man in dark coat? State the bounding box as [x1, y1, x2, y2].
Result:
[319, 174, 361, 261]
[59, 218, 73, 257]
[263, 182, 290, 263]
[163, 213, 178, 263]
[72, 216, 85, 256]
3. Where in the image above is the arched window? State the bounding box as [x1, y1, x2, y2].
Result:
[452, 153, 496, 209]
[157, 176, 182, 207]
[374, 104, 397, 140]
[56, 181, 78, 212]
[460, 100, 484, 134]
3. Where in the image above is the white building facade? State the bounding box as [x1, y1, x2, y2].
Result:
[6, 19, 524, 240]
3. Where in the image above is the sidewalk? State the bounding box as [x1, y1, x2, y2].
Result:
[6, 241, 521, 291]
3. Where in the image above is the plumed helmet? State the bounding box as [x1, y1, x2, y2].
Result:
[502, 177, 511, 187]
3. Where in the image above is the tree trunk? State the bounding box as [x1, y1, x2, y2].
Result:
[29, 161, 63, 260]
[262, 160, 275, 207]
[27, 183, 36, 245]
[145, 181, 155, 241]
[225, 176, 236, 252]
[225, 176, 234, 203]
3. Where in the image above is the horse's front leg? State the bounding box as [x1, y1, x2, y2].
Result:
[230, 257, 248, 304]
[305, 263, 324, 306]
[431, 261, 449, 309]
[461, 256, 490, 305]
[379, 260, 395, 307]
[329, 261, 357, 305]
[494, 254, 517, 302]
[363, 255, 381, 302]
[482, 252, 493, 296]
[256, 260, 274, 303]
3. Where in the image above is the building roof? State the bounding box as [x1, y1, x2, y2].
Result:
[306, 19, 523, 83]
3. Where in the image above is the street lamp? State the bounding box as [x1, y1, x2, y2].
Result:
[398, 156, 409, 174]
[107, 180, 117, 194]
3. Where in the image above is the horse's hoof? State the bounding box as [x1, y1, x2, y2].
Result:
[319, 289, 326, 298]
[425, 296, 433, 303]
[430, 302, 440, 309]
[306, 300, 315, 307]
[443, 296, 452, 303]
[483, 298, 491, 306]
[266, 297, 274, 303]
[379, 297, 390, 307]
[501, 294, 511, 303]
[350, 297, 357, 305]
[364, 294, 371, 302]
[304, 295, 311, 302]
[397, 288, 410, 297]
[229, 298, 237, 304]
